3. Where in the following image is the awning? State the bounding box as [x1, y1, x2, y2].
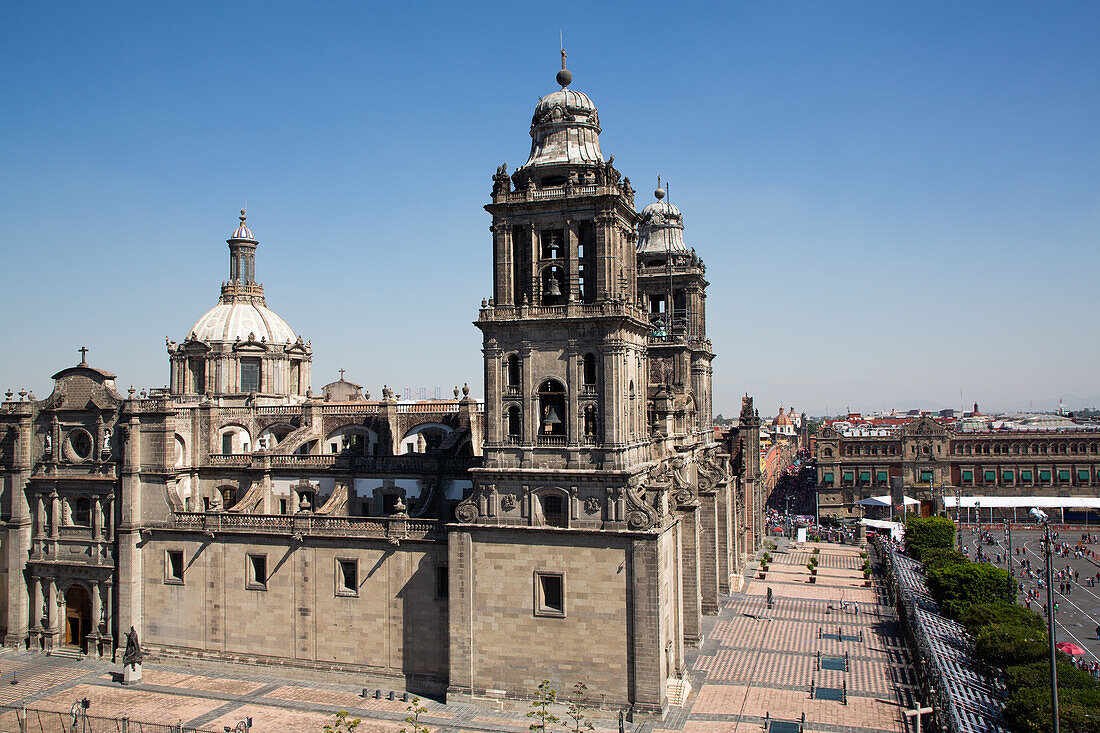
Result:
[944, 496, 1100, 509]
[856, 495, 921, 507]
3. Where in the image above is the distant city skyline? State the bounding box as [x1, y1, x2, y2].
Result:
[3, 2, 1098, 417]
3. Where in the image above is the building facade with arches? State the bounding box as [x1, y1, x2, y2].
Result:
[0, 58, 764, 721]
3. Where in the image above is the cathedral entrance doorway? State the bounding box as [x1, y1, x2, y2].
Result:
[64, 585, 92, 649]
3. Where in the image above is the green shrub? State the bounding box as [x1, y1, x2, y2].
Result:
[974, 623, 1046, 670]
[905, 516, 956, 561]
[1003, 684, 1100, 733]
[920, 547, 968, 573]
[958, 601, 1043, 638]
[1005, 660, 1099, 692]
[927, 562, 1015, 618]
[762, 552, 771, 564]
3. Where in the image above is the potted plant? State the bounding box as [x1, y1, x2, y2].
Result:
[807, 562, 817, 583]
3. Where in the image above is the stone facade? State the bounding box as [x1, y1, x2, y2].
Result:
[0, 59, 762, 720]
[815, 415, 1100, 518]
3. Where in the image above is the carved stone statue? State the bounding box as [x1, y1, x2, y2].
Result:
[123, 626, 143, 668]
[44, 434, 52, 453]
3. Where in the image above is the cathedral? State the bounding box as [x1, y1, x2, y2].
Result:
[0, 57, 763, 718]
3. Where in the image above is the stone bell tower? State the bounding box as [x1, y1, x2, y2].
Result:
[476, 50, 649, 471]
[451, 56, 681, 718]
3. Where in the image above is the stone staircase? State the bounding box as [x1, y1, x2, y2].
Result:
[666, 677, 691, 707]
[46, 646, 85, 660]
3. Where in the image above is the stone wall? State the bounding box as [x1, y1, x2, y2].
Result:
[141, 533, 449, 693]
[448, 528, 635, 708]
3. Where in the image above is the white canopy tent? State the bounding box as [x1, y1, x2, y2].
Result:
[856, 495, 921, 507]
[860, 518, 904, 541]
[943, 495, 1100, 523]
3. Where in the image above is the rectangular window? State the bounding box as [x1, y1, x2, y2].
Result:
[919, 470, 932, 482]
[1040, 470, 1052, 482]
[1021, 470, 1033, 483]
[1003, 470, 1014, 483]
[165, 550, 184, 584]
[222, 433, 233, 454]
[436, 565, 449, 600]
[858, 471, 870, 484]
[1078, 470, 1090, 483]
[247, 554, 267, 590]
[962, 470, 973, 482]
[841, 471, 854, 485]
[1059, 469, 1071, 483]
[822, 472, 834, 484]
[240, 357, 261, 393]
[336, 559, 358, 597]
[875, 471, 888, 485]
[534, 571, 565, 617]
[279, 498, 288, 515]
[984, 470, 997, 483]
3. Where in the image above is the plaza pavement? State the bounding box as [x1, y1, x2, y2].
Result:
[0, 541, 915, 733]
[960, 525, 1100, 664]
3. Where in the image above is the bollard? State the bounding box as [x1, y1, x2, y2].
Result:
[859, 629, 864, 642]
[388, 690, 395, 701]
[845, 650, 849, 671]
[763, 712, 770, 730]
[374, 689, 381, 699]
[843, 680, 848, 705]
[402, 692, 409, 702]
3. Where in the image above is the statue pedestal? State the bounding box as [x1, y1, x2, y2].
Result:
[122, 663, 142, 686]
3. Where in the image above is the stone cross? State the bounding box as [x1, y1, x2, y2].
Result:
[339, 369, 346, 381]
[78, 346, 89, 364]
[904, 706, 932, 733]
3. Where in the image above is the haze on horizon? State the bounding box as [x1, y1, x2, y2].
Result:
[2, 2, 1098, 418]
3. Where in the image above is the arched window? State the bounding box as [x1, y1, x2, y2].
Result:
[583, 404, 598, 439]
[538, 380, 566, 437]
[508, 405, 522, 441]
[506, 355, 521, 390]
[823, 448, 833, 458]
[582, 353, 597, 387]
[542, 494, 567, 527]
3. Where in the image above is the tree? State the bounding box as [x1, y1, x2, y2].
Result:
[565, 682, 595, 733]
[957, 601, 1043, 638]
[527, 680, 561, 733]
[926, 562, 1015, 618]
[1003, 684, 1100, 733]
[919, 547, 968, 573]
[323, 711, 361, 733]
[904, 516, 955, 561]
[973, 623, 1046, 670]
[401, 695, 431, 733]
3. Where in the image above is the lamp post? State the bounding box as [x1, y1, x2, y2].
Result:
[1032, 508, 1060, 733]
[955, 486, 963, 552]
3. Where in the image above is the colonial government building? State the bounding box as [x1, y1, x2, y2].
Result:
[0, 59, 764, 718]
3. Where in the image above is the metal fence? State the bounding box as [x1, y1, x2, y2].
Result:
[0, 705, 224, 733]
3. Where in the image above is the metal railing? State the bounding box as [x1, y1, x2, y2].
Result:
[0, 703, 224, 733]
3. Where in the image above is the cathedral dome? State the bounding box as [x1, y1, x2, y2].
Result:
[189, 301, 297, 345]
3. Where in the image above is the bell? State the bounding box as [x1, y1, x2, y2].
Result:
[544, 276, 562, 297]
[542, 404, 563, 432]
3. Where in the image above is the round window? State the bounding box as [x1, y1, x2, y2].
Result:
[65, 428, 93, 461]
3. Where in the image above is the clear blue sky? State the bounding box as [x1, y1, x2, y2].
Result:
[2, 2, 1099, 417]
